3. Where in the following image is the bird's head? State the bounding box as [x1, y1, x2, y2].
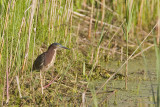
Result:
[48, 43, 69, 50]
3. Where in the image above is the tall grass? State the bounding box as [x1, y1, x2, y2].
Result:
[0, 0, 73, 105]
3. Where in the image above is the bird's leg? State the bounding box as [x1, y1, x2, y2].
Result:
[43, 74, 59, 89]
[40, 70, 44, 94]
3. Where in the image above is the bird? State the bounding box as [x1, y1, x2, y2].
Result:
[33, 43, 69, 72]
[32, 43, 69, 94]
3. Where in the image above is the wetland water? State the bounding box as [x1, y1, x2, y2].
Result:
[88, 50, 157, 106]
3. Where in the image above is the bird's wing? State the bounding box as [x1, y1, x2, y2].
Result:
[32, 52, 45, 71]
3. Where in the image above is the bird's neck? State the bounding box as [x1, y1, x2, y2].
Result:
[47, 48, 57, 55]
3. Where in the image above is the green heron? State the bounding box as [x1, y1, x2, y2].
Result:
[33, 43, 69, 71]
[32, 43, 69, 94]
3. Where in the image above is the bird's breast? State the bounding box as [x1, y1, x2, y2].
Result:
[43, 50, 57, 71]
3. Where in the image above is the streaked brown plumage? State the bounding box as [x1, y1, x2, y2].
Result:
[33, 43, 69, 72]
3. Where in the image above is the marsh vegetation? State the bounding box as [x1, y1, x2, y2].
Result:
[0, 0, 160, 106]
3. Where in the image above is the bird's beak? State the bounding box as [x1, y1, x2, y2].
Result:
[59, 45, 70, 50]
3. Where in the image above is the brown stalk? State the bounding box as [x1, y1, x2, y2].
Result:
[8, 0, 16, 74]
[48, 0, 52, 42]
[95, 0, 118, 16]
[83, 0, 87, 7]
[89, 48, 94, 64]
[40, 70, 44, 94]
[49, 0, 53, 40]
[121, 47, 123, 62]
[6, 25, 9, 104]
[79, 39, 126, 56]
[101, 0, 105, 26]
[125, 59, 128, 90]
[72, 11, 120, 30]
[88, 1, 94, 39]
[158, 19, 160, 45]
[131, 44, 154, 59]
[2, 77, 6, 106]
[21, 0, 37, 75]
[16, 76, 22, 98]
[69, 0, 73, 44]
[138, 0, 144, 27]
[82, 92, 86, 107]
[106, 21, 125, 47]
[76, 23, 80, 43]
[98, 90, 116, 105]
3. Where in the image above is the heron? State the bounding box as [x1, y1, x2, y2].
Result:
[32, 43, 69, 94]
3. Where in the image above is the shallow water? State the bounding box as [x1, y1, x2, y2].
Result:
[87, 50, 157, 106]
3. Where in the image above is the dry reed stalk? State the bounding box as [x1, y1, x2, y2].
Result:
[95, 47, 101, 66]
[41, 0, 46, 25]
[79, 39, 126, 56]
[16, 76, 22, 98]
[101, 0, 105, 26]
[106, 21, 125, 47]
[69, 0, 73, 44]
[82, 92, 86, 107]
[158, 19, 160, 45]
[31, 32, 36, 91]
[8, 0, 16, 74]
[72, 11, 120, 30]
[40, 70, 44, 94]
[2, 77, 6, 106]
[95, 0, 118, 16]
[98, 90, 116, 105]
[95, 23, 158, 94]
[6, 39, 9, 104]
[89, 48, 94, 64]
[138, 0, 144, 27]
[121, 47, 123, 62]
[88, 1, 93, 39]
[8, 36, 13, 74]
[6, 20, 9, 105]
[65, 26, 68, 38]
[63, 0, 72, 23]
[48, 0, 52, 41]
[131, 44, 154, 59]
[50, 0, 53, 40]
[21, 0, 37, 75]
[83, 0, 87, 7]
[77, 9, 90, 14]
[125, 60, 128, 90]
